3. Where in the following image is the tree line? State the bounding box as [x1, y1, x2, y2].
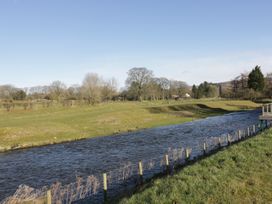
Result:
[123, 67, 190, 101]
[0, 68, 191, 103]
[218, 66, 271, 100]
[0, 74, 118, 104]
[0, 66, 271, 104]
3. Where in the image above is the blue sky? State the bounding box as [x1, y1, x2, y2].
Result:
[0, 0, 272, 88]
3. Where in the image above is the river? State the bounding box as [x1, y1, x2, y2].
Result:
[0, 110, 260, 201]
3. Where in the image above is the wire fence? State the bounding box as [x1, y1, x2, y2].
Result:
[1, 120, 271, 204]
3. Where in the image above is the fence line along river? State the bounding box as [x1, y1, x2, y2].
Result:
[0, 110, 261, 202]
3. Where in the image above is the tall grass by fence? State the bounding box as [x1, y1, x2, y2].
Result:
[1, 121, 271, 204]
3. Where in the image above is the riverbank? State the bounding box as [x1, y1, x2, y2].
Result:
[0, 99, 259, 152]
[119, 128, 272, 204]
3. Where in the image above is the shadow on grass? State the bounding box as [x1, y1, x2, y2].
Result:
[146, 104, 232, 118]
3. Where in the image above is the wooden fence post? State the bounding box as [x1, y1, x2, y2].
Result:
[103, 173, 107, 203]
[165, 154, 169, 173]
[238, 130, 241, 140]
[253, 125, 256, 134]
[185, 148, 190, 161]
[227, 134, 231, 145]
[203, 142, 207, 155]
[46, 190, 52, 204]
[138, 161, 143, 184]
[247, 127, 250, 137]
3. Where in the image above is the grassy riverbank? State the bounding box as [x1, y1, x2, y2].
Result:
[0, 99, 259, 152]
[119, 128, 272, 204]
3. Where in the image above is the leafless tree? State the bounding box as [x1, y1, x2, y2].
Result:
[81, 73, 103, 104]
[265, 73, 272, 98]
[154, 77, 170, 100]
[101, 78, 118, 101]
[169, 80, 190, 98]
[66, 85, 81, 100]
[0, 85, 17, 99]
[49, 81, 67, 101]
[143, 78, 160, 100]
[126, 67, 153, 101]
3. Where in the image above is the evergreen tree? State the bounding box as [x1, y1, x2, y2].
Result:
[248, 65, 265, 91]
[192, 85, 198, 98]
[197, 83, 205, 98]
[12, 90, 26, 100]
[193, 82, 219, 99]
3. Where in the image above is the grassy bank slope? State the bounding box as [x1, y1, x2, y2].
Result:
[119, 128, 272, 204]
[0, 100, 259, 151]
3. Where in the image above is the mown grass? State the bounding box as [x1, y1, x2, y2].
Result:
[119, 128, 272, 204]
[0, 99, 259, 152]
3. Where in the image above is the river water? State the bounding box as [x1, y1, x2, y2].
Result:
[0, 110, 260, 201]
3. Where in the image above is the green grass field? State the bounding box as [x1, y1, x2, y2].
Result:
[0, 99, 259, 152]
[119, 128, 272, 204]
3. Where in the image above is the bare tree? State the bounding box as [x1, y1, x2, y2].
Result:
[169, 80, 190, 98]
[0, 85, 17, 99]
[265, 73, 272, 98]
[126, 67, 153, 101]
[49, 81, 67, 101]
[143, 78, 161, 100]
[231, 72, 249, 98]
[101, 78, 118, 101]
[66, 85, 81, 100]
[154, 77, 170, 100]
[81, 73, 103, 104]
